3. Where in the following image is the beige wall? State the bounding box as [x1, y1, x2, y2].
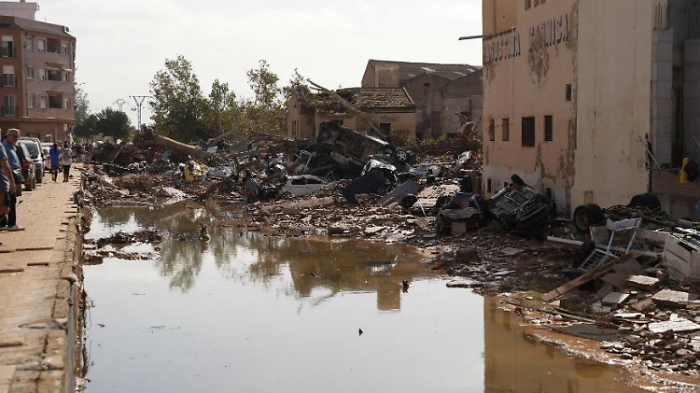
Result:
[286, 95, 315, 139]
[483, 0, 661, 215]
[572, 0, 658, 209]
[482, 0, 578, 214]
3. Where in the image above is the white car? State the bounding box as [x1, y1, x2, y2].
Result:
[279, 175, 326, 197]
[42, 146, 52, 172]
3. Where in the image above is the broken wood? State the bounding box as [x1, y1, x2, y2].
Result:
[152, 134, 209, 161]
[542, 252, 641, 302]
[307, 79, 382, 136]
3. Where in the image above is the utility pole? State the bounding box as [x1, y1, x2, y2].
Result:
[129, 95, 150, 130]
[113, 99, 127, 112]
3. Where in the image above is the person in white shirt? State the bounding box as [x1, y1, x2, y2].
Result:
[60, 142, 73, 182]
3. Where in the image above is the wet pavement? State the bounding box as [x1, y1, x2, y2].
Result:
[81, 202, 646, 393]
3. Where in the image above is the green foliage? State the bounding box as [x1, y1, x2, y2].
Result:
[244, 60, 285, 135]
[149, 55, 211, 142]
[96, 108, 132, 141]
[73, 113, 98, 140]
[74, 82, 90, 126]
[149, 56, 306, 141]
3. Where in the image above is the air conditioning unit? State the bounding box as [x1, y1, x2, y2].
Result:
[63, 26, 69, 33]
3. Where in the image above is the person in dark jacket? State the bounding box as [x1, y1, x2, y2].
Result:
[49, 143, 60, 182]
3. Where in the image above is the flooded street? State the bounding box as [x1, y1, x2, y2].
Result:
[82, 203, 645, 393]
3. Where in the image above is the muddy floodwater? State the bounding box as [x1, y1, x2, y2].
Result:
[82, 202, 646, 393]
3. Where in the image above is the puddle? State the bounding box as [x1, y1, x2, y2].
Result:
[82, 203, 647, 393]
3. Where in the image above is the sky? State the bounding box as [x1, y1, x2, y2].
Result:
[37, 0, 483, 126]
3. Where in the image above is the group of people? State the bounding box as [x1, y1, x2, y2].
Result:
[0, 127, 74, 233]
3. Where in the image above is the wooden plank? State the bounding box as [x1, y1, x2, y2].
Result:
[542, 252, 640, 302]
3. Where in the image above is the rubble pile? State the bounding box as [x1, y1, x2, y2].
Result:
[80, 122, 700, 381]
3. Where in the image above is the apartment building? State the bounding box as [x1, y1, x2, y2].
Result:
[481, 0, 674, 216]
[0, 1, 75, 143]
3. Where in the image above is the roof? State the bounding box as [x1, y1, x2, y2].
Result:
[367, 60, 481, 82]
[0, 16, 73, 38]
[300, 87, 415, 113]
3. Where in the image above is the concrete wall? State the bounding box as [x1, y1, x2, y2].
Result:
[361, 63, 400, 88]
[482, 0, 578, 214]
[286, 95, 315, 139]
[684, 40, 700, 161]
[573, 0, 657, 210]
[443, 72, 483, 135]
[403, 74, 450, 138]
[651, 29, 674, 166]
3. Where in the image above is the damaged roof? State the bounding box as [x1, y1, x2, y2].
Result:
[367, 60, 481, 83]
[301, 87, 415, 113]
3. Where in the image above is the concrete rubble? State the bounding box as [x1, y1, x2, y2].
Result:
[79, 125, 700, 380]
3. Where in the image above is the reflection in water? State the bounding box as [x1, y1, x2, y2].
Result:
[484, 298, 644, 392]
[84, 204, 643, 393]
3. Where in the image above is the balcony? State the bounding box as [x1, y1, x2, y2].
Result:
[2, 105, 17, 116]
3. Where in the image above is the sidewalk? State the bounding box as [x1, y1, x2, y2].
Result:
[0, 167, 83, 393]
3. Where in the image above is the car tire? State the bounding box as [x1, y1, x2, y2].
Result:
[36, 170, 42, 183]
[573, 204, 606, 233]
[629, 193, 661, 210]
[394, 149, 408, 163]
[15, 186, 21, 197]
[400, 194, 418, 209]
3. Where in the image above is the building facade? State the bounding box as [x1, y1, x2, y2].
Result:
[0, 1, 75, 143]
[287, 87, 416, 139]
[482, 0, 668, 215]
[362, 60, 482, 139]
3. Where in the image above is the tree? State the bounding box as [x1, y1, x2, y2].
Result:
[74, 82, 90, 126]
[244, 60, 285, 135]
[73, 114, 98, 140]
[96, 108, 132, 141]
[149, 55, 210, 142]
[203, 79, 240, 136]
[282, 68, 310, 101]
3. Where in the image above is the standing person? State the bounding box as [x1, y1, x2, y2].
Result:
[49, 143, 60, 182]
[60, 142, 72, 182]
[2, 128, 23, 231]
[0, 130, 15, 224]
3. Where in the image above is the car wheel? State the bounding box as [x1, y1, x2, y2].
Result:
[15, 186, 21, 197]
[37, 170, 43, 183]
[573, 204, 605, 233]
[394, 149, 408, 163]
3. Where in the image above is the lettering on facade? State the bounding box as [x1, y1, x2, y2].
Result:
[483, 29, 521, 65]
[529, 14, 569, 51]
[483, 14, 569, 65]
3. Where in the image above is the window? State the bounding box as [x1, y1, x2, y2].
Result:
[47, 69, 61, 81]
[487, 178, 492, 193]
[37, 39, 45, 52]
[502, 118, 510, 141]
[2, 95, 15, 116]
[39, 96, 47, 109]
[27, 94, 34, 108]
[544, 115, 553, 141]
[27, 66, 34, 79]
[64, 98, 71, 110]
[379, 123, 391, 134]
[1, 36, 14, 58]
[47, 38, 60, 53]
[39, 68, 46, 80]
[522, 117, 535, 147]
[1, 65, 15, 87]
[488, 119, 495, 141]
[48, 94, 63, 109]
[64, 73, 71, 82]
[61, 43, 69, 55]
[525, 0, 532, 10]
[24, 37, 32, 51]
[565, 84, 572, 101]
